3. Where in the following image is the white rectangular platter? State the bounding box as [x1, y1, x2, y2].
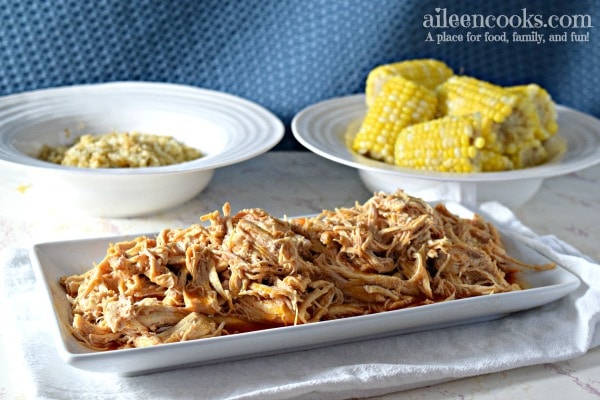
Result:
[31, 229, 580, 376]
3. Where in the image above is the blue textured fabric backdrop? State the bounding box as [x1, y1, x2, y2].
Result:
[0, 0, 597, 149]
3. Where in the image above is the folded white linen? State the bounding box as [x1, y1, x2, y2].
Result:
[1, 202, 599, 400]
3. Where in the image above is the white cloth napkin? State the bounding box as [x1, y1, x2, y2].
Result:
[1, 202, 599, 400]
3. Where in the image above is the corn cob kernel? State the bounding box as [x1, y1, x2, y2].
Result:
[437, 76, 543, 157]
[393, 114, 483, 173]
[365, 59, 453, 107]
[437, 76, 514, 153]
[353, 76, 438, 164]
[507, 84, 558, 140]
[509, 140, 548, 169]
[480, 150, 514, 172]
[501, 98, 540, 155]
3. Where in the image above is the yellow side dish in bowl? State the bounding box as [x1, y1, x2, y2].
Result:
[38, 131, 202, 168]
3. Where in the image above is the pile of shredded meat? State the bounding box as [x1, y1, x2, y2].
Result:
[60, 191, 554, 350]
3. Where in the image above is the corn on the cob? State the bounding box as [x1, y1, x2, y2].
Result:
[437, 76, 541, 157]
[507, 84, 558, 141]
[480, 150, 514, 172]
[514, 144, 547, 169]
[365, 59, 453, 107]
[353, 58, 562, 173]
[353, 76, 438, 164]
[394, 114, 485, 173]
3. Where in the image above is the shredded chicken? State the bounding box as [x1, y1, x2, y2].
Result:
[60, 190, 554, 350]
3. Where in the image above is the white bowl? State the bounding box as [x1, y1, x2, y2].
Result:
[0, 82, 284, 217]
[292, 94, 600, 209]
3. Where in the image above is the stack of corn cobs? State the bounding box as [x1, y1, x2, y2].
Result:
[352, 59, 565, 173]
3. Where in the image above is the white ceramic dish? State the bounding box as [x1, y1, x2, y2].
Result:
[31, 222, 579, 376]
[291, 94, 600, 208]
[0, 82, 284, 217]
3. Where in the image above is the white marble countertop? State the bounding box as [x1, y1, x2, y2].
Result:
[1, 151, 599, 399]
